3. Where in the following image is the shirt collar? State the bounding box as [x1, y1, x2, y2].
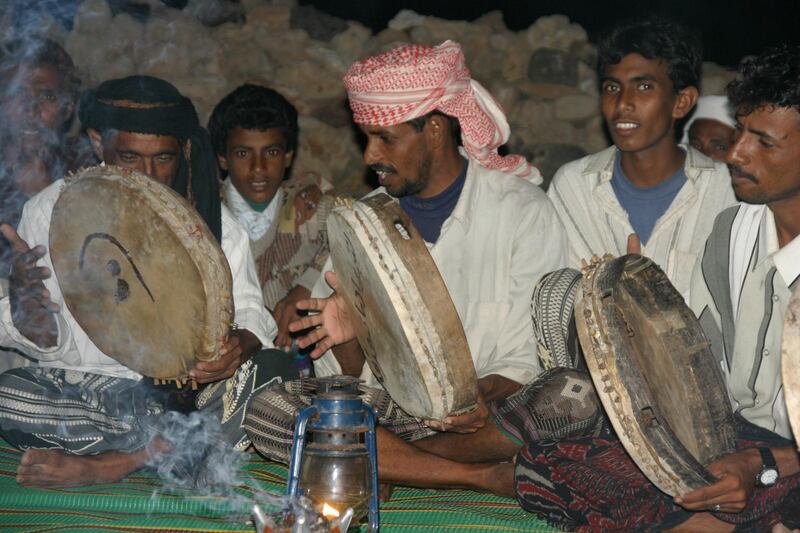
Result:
[222, 178, 283, 241]
[447, 151, 479, 226]
[584, 145, 712, 184]
[761, 207, 800, 286]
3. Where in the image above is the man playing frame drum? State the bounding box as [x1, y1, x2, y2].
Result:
[512, 46, 800, 531]
[0, 76, 296, 488]
[261, 40, 583, 493]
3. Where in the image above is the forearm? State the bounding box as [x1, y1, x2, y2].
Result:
[477, 374, 522, 402]
[331, 339, 365, 377]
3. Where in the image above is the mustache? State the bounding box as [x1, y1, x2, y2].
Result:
[370, 164, 396, 174]
[728, 164, 758, 182]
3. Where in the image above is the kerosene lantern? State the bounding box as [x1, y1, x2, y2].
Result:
[286, 376, 379, 531]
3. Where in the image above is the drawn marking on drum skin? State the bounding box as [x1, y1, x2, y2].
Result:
[78, 232, 155, 303]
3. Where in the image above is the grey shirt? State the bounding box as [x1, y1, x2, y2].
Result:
[691, 203, 799, 439]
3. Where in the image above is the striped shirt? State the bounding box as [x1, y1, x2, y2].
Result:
[691, 203, 800, 439]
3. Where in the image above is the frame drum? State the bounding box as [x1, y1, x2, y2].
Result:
[575, 254, 736, 495]
[326, 194, 477, 420]
[49, 165, 232, 379]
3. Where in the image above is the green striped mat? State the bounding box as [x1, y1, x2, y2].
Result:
[0, 440, 559, 532]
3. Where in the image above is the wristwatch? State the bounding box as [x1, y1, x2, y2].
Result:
[755, 447, 779, 487]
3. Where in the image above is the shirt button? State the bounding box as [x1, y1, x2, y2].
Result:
[763, 349, 770, 357]
[772, 295, 779, 302]
[755, 398, 761, 405]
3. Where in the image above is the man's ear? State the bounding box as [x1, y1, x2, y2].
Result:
[672, 86, 700, 120]
[217, 154, 229, 171]
[284, 150, 294, 169]
[427, 114, 448, 149]
[87, 128, 104, 160]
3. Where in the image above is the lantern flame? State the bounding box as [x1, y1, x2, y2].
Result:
[321, 502, 340, 519]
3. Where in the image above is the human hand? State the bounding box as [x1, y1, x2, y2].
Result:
[288, 272, 356, 358]
[424, 394, 489, 434]
[190, 329, 261, 384]
[674, 448, 761, 513]
[626, 233, 642, 255]
[1, 223, 59, 346]
[273, 285, 311, 350]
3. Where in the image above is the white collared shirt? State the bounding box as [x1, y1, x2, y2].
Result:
[549, 145, 737, 298]
[691, 203, 798, 438]
[0, 179, 276, 380]
[312, 159, 568, 386]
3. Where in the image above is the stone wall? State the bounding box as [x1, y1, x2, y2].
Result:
[43, 0, 735, 193]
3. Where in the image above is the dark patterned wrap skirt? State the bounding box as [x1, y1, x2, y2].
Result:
[514, 407, 800, 532]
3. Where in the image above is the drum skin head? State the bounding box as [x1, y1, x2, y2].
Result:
[781, 283, 800, 450]
[327, 194, 477, 420]
[575, 254, 737, 496]
[50, 166, 233, 379]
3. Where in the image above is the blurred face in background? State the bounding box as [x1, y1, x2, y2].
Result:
[1, 62, 74, 152]
[689, 118, 736, 162]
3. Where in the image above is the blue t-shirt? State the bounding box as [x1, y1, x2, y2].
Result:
[611, 153, 687, 245]
[399, 159, 467, 243]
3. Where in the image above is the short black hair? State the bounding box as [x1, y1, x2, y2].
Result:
[0, 37, 80, 103]
[727, 44, 800, 118]
[596, 17, 702, 93]
[208, 84, 299, 157]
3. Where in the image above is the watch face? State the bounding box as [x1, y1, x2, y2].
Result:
[760, 468, 779, 486]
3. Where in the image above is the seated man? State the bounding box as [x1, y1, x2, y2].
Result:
[207, 84, 337, 364]
[547, 18, 736, 297]
[681, 95, 736, 162]
[512, 44, 800, 532]
[0, 75, 296, 488]
[0, 38, 91, 300]
[0, 38, 93, 374]
[279, 40, 569, 490]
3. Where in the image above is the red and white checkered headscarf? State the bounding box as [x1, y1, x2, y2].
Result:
[343, 40, 541, 184]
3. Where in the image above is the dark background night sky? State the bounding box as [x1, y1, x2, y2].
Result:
[301, 0, 799, 67]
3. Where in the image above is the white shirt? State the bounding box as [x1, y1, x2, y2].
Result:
[691, 203, 798, 438]
[548, 145, 737, 298]
[313, 160, 568, 386]
[0, 179, 276, 380]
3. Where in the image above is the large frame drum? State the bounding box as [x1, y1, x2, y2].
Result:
[575, 254, 736, 495]
[326, 193, 477, 420]
[49, 165, 233, 379]
[781, 283, 800, 449]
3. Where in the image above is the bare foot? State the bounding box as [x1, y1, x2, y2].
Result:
[16, 448, 150, 488]
[665, 512, 735, 533]
[480, 461, 516, 498]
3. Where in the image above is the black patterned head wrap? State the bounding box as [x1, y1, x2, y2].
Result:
[78, 75, 221, 242]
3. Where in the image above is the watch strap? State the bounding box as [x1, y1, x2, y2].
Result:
[757, 447, 777, 469]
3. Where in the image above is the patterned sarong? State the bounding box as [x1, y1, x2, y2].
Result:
[514, 392, 800, 532]
[0, 349, 297, 455]
[531, 268, 583, 371]
[244, 378, 436, 464]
